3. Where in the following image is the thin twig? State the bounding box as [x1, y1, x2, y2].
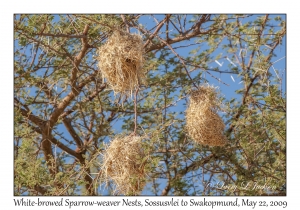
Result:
[156, 36, 199, 89]
[133, 87, 139, 134]
[143, 15, 170, 49]
[120, 15, 130, 33]
[38, 33, 87, 38]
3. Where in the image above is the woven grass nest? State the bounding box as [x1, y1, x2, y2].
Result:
[185, 85, 228, 147]
[97, 30, 146, 95]
[102, 134, 149, 195]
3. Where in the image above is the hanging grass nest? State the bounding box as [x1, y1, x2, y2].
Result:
[185, 85, 228, 147]
[102, 134, 149, 195]
[97, 30, 146, 95]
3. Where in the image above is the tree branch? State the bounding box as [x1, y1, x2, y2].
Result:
[59, 83, 107, 119]
[62, 117, 84, 148]
[144, 15, 210, 52]
[49, 70, 98, 129]
[38, 33, 87, 38]
[71, 24, 90, 94]
[16, 105, 46, 127]
[226, 75, 258, 134]
[120, 15, 130, 33]
[15, 29, 68, 57]
[16, 106, 84, 161]
[154, 34, 198, 89]
[177, 154, 216, 177]
[34, 185, 47, 195]
[144, 15, 170, 49]
[161, 182, 171, 196]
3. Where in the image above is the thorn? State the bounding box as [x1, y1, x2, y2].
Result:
[215, 60, 223, 67]
[230, 75, 235, 82]
[226, 57, 237, 67]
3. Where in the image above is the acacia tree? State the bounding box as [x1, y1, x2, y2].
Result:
[14, 14, 286, 196]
